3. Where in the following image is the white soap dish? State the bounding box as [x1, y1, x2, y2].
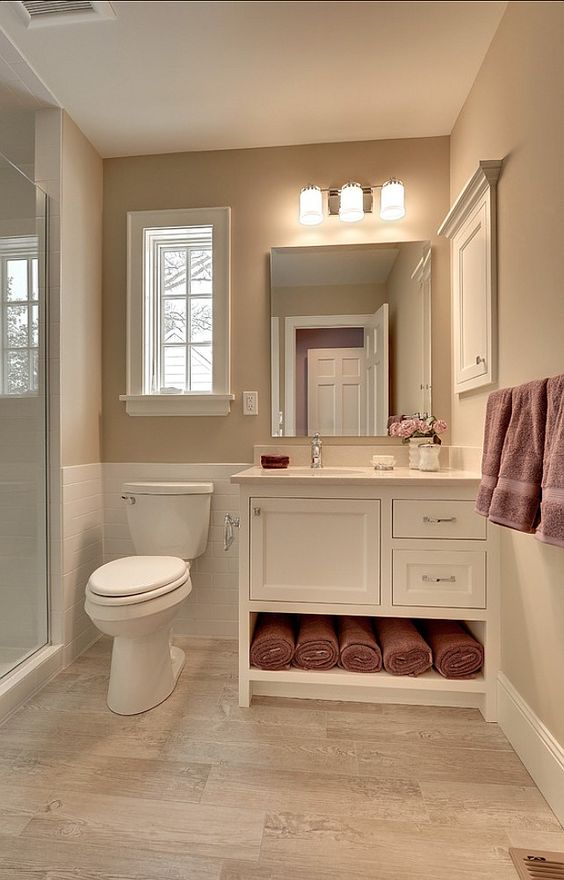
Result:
[372, 455, 396, 470]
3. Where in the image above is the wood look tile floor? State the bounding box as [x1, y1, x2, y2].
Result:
[0, 636, 562, 879]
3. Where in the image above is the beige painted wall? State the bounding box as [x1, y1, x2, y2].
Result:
[386, 241, 427, 416]
[102, 136, 451, 461]
[272, 283, 386, 319]
[450, 1, 564, 743]
[61, 113, 103, 466]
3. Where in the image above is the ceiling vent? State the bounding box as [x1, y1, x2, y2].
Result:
[10, 0, 116, 27]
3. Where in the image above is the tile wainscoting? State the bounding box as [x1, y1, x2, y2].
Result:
[58, 449, 482, 658]
[58, 463, 103, 665]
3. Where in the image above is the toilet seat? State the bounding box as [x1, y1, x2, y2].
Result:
[87, 556, 190, 606]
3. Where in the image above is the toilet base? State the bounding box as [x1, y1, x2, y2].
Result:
[107, 626, 186, 715]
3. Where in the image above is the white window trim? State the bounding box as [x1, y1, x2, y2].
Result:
[121, 207, 233, 416]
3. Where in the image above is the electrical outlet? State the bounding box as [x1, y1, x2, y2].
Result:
[243, 391, 258, 415]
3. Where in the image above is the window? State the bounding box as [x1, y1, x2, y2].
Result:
[122, 208, 232, 416]
[0, 237, 40, 396]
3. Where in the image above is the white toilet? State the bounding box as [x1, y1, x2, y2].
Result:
[85, 481, 213, 715]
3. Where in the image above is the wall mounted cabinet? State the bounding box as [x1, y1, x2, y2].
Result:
[439, 160, 502, 394]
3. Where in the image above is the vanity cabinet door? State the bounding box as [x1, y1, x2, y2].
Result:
[250, 497, 380, 605]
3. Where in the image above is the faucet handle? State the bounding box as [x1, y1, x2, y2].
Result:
[312, 432, 321, 442]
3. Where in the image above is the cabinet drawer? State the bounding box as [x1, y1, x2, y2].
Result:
[393, 500, 486, 540]
[250, 497, 380, 605]
[393, 550, 486, 608]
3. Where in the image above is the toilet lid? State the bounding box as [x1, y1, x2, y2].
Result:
[88, 556, 188, 597]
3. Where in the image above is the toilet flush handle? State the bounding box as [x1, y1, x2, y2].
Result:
[224, 513, 240, 551]
[121, 494, 136, 505]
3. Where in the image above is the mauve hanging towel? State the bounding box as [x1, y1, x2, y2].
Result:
[488, 378, 548, 533]
[536, 374, 564, 548]
[475, 388, 513, 517]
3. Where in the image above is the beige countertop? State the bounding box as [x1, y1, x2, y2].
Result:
[231, 466, 481, 485]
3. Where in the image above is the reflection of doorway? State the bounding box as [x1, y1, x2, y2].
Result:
[307, 346, 366, 436]
[293, 325, 364, 435]
[284, 312, 389, 436]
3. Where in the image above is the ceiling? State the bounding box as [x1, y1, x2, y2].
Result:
[0, 0, 507, 158]
[271, 245, 404, 287]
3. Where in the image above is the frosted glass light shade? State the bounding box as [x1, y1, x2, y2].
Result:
[299, 185, 323, 225]
[339, 182, 364, 223]
[380, 178, 405, 220]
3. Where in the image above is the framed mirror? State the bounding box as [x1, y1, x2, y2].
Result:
[270, 241, 431, 437]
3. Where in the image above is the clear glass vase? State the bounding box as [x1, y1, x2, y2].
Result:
[408, 437, 430, 469]
[419, 442, 441, 472]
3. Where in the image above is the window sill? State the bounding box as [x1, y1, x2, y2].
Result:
[119, 393, 235, 416]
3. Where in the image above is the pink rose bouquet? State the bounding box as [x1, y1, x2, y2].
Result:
[389, 415, 447, 444]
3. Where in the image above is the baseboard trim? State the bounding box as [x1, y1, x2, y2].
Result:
[0, 644, 63, 724]
[498, 672, 564, 826]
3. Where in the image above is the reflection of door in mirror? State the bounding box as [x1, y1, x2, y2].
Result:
[307, 347, 366, 436]
[271, 242, 431, 437]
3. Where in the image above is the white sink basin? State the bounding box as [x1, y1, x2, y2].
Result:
[278, 466, 372, 476]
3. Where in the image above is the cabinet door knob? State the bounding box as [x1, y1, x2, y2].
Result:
[253, 507, 262, 517]
[476, 355, 484, 365]
[423, 516, 457, 524]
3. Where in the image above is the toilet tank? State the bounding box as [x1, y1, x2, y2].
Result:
[122, 482, 213, 560]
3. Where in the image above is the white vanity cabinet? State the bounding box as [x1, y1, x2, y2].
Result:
[250, 497, 380, 605]
[233, 467, 500, 721]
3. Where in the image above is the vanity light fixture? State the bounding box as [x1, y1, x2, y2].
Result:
[338, 182, 365, 223]
[299, 185, 324, 226]
[299, 178, 405, 225]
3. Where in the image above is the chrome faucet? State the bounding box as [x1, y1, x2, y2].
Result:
[311, 432, 323, 469]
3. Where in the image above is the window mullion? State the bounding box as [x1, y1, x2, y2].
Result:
[185, 246, 191, 392]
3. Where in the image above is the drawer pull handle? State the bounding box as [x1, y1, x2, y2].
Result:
[423, 516, 457, 524]
[422, 575, 456, 583]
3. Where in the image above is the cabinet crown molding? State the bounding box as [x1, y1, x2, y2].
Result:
[438, 160, 502, 239]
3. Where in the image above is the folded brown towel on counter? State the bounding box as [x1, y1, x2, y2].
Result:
[476, 388, 513, 517]
[373, 617, 432, 676]
[536, 375, 564, 548]
[489, 378, 548, 533]
[423, 619, 484, 679]
[338, 616, 382, 673]
[293, 615, 339, 670]
[250, 613, 295, 670]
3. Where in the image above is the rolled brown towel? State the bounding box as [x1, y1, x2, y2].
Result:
[338, 616, 382, 673]
[250, 613, 295, 670]
[374, 617, 432, 676]
[293, 615, 339, 670]
[423, 619, 484, 679]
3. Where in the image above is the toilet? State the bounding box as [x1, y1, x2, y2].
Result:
[85, 481, 213, 715]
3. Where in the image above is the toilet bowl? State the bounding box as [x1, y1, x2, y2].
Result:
[84, 481, 213, 715]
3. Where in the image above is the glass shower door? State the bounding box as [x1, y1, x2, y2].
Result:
[0, 155, 48, 678]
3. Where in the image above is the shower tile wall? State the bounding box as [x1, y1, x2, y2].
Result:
[103, 463, 247, 639]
